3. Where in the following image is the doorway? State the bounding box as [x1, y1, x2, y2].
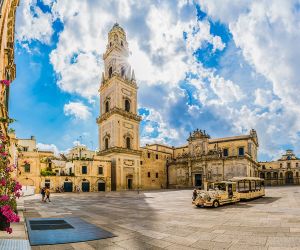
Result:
[98, 182, 106, 191]
[127, 178, 133, 190]
[64, 182, 73, 192]
[82, 182, 90, 192]
[194, 174, 202, 187]
[286, 171, 293, 184]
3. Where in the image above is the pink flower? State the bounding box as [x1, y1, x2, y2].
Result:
[14, 182, 22, 192]
[0, 178, 6, 186]
[5, 227, 12, 234]
[0, 195, 10, 201]
[0, 80, 10, 86]
[5, 166, 12, 172]
[1, 205, 20, 223]
[15, 192, 21, 198]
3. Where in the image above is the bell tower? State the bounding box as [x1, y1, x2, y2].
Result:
[97, 23, 142, 191]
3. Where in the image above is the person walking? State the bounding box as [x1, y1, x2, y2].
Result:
[41, 187, 46, 202]
[45, 187, 51, 202]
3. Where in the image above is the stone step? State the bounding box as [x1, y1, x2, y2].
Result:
[0, 239, 31, 250]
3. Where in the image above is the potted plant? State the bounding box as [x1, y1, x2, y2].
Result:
[0, 130, 21, 233]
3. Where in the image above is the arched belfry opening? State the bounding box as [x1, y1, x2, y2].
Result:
[125, 99, 130, 112]
[126, 137, 131, 149]
[121, 67, 125, 78]
[108, 67, 113, 78]
[105, 101, 110, 113]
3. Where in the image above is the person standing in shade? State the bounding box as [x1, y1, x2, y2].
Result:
[41, 187, 46, 202]
[45, 187, 51, 202]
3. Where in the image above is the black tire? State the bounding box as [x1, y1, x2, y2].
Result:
[213, 200, 219, 208]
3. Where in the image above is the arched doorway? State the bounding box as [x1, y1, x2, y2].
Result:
[82, 180, 90, 192]
[286, 171, 293, 184]
[97, 179, 106, 191]
[127, 175, 133, 190]
[194, 174, 202, 187]
[64, 181, 73, 192]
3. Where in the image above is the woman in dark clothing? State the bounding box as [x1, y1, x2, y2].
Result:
[41, 187, 46, 202]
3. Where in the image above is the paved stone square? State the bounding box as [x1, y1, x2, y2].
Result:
[20, 186, 300, 249]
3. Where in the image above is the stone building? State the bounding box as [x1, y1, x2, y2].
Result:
[96, 23, 142, 191]
[0, 0, 18, 136]
[259, 150, 300, 186]
[16, 137, 111, 194]
[166, 129, 259, 189]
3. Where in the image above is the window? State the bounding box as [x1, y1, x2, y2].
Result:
[223, 148, 228, 157]
[148, 172, 150, 178]
[280, 172, 283, 178]
[82, 166, 87, 174]
[110, 42, 112, 47]
[280, 163, 282, 168]
[273, 172, 278, 179]
[297, 163, 299, 168]
[126, 137, 131, 149]
[45, 179, 50, 188]
[296, 172, 299, 177]
[105, 101, 109, 113]
[156, 173, 158, 178]
[24, 164, 30, 173]
[266, 172, 271, 179]
[23, 147, 28, 152]
[98, 166, 103, 175]
[125, 99, 130, 112]
[108, 67, 113, 78]
[156, 154, 158, 160]
[238, 147, 244, 156]
[105, 138, 109, 150]
[140, 161, 143, 165]
[121, 67, 125, 77]
[262, 165, 266, 169]
[287, 163, 291, 168]
[148, 153, 150, 158]
[121, 41, 123, 46]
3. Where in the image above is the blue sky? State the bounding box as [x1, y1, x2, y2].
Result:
[11, 0, 300, 160]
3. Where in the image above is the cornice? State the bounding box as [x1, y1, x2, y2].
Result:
[97, 147, 142, 156]
[96, 107, 142, 123]
[100, 75, 137, 90]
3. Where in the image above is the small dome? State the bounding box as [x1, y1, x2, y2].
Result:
[110, 22, 125, 33]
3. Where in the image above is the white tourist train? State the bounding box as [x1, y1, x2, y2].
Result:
[192, 177, 265, 208]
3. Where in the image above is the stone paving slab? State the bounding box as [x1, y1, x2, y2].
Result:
[22, 186, 300, 249]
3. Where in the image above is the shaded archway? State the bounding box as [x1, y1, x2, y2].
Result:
[64, 181, 73, 192]
[285, 171, 293, 184]
[97, 179, 106, 191]
[81, 180, 90, 192]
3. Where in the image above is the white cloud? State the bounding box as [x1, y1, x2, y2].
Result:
[185, 19, 225, 53]
[16, 0, 54, 46]
[141, 108, 180, 146]
[63, 101, 91, 120]
[37, 143, 59, 155]
[210, 75, 244, 103]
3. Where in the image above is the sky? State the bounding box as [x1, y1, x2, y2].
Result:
[10, 0, 300, 161]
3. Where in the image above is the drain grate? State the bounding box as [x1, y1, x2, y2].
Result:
[29, 219, 74, 230]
